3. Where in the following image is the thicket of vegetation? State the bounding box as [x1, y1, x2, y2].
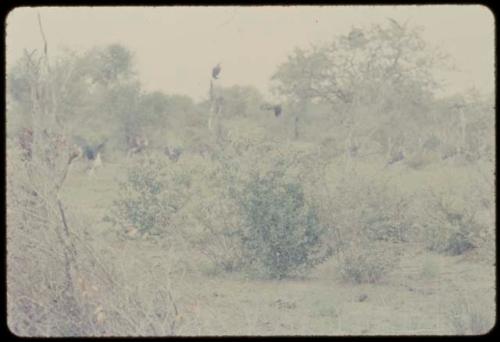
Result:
[7, 19, 494, 336]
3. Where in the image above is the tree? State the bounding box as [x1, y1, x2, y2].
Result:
[271, 20, 449, 149]
[216, 85, 265, 118]
[84, 44, 134, 86]
[237, 169, 330, 279]
[8, 44, 140, 150]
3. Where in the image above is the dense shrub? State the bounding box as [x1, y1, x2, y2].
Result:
[105, 149, 245, 273]
[324, 170, 414, 244]
[337, 239, 401, 284]
[421, 188, 491, 255]
[105, 152, 192, 239]
[185, 157, 245, 273]
[237, 169, 330, 279]
[316, 169, 407, 283]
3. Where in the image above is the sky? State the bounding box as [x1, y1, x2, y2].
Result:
[6, 5, 495, 101]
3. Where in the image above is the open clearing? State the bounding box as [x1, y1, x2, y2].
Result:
[58, 160, 495, 336]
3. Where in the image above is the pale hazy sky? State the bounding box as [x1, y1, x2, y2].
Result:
[6, 5, 495, 101]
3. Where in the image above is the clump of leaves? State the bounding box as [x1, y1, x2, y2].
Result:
[421, 189, 490, 255]
[337, 238, 401, 284]
[105, 154, 191, 239]
[326, 172, 414, 245]
[317, 171, 405, 283]
[187, 159, 245, 273]
[237, 169, 331, 279]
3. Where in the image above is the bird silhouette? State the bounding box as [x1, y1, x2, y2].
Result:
[165, 146, 182, 162]
[387, 151, 404, 165]
[387, 18, 407, 31]
[348, 28, 367, 48]
[273, 105, 282, 117]
[73, 136, 107, 161]
[212, 63, 221, 79]
[260, 103, 283, 117]
[348, 28, 364, 41]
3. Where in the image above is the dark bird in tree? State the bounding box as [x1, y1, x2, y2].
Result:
[260, 103, 283, 117]
[273, 105, 282, 117]
[73, 136, 107, 161]
[387, 18, 409, 32]
[72, 136, 107, 175]
[441, 145, 458, 160]
[83, 141, 105, 160]
[165, 146, 183, 162]
[387, 18, 402, 29]
[348, 28, 366, 48]
[18, 127, 34, 160]
[127, 135, 149, 157]
[212, 63, 221, 79]
[387, 150, 405, 165]
[89, 141, 107, 159]
[349, 28, 363, 38]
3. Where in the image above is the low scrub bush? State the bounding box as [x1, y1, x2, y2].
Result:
[316, 170, 406, 283]
[322, 170, 414, 246]
[108, 148, 245, 273]
[406, 150, 440, 169]
[105, 152, 192, 240]
[421, 188, 491, 256]
[237, 169, 331, 279]
[8, 146, 182, 336]
[337, 239, 400, 284]
[186, 159, 245, 273]
[446, 294, 495, 335]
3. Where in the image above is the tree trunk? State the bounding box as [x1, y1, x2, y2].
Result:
[293, 99, 306, 140]
[459, 107, 467, 155]
[386, 135, 393, 159]
[294, 114, 300, 140]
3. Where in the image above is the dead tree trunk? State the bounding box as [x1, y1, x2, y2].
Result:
[208, 79, 223, 132]
[458, 105, 467, 155]
[293, 98, 306, 140]
[26, 13, 82, 315]
[294, 115, 300, 140]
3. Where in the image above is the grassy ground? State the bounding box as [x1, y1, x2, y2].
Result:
[59, 158, 496, 336]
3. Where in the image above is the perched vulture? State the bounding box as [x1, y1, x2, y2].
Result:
[73, 136, 107, 161]
[273, 105, 282, 117]
[92, 141, 107, 158]
[348, 28, 366, 48]
[260, 103, 283, 118]
[165, 146, 183, 162]
[387, 18, 404, 31]
[212, 63, 221, 79]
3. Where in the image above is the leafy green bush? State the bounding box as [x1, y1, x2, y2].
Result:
[105, 153, 191, 239]
[237, 169, 330, 279]
[337, 239, 400, 284]
[421, 189, 490, 255]
[185, 157, 245, 273]
[316, 169, 405, 283]
[324, 170, 414, 244]
[188, 126, 324, 276]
